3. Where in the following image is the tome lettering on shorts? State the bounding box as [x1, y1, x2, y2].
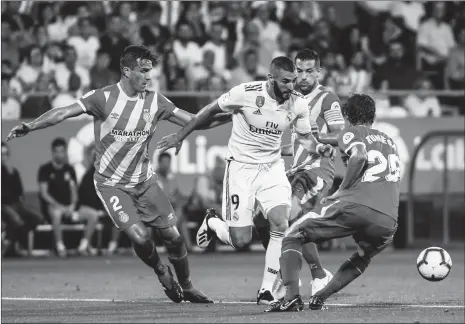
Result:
[93, 175, 176, 230]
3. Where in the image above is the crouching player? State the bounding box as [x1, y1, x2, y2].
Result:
[267, 94, 400, 312]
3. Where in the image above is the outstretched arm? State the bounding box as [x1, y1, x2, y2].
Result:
[318, 124, 345, 145]
[6, 103, 84, 141]
[165, 107, 232, 129]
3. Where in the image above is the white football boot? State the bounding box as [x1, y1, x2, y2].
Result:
[310, 268, 333, 296]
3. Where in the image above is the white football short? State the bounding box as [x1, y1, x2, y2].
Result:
[222, 159, 291, 227]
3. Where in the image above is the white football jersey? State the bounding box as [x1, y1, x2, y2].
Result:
[217, 81, 312, 164]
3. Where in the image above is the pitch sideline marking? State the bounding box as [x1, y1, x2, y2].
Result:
[2, 297, 464, 309]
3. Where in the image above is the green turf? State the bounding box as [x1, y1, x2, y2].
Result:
[1, 249, 464, 323]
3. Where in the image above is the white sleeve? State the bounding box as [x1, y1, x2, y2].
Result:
[293, 99, 313, 135]
[217, 85, 244, 112]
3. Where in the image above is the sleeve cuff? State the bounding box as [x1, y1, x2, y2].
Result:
[77, 100, 87, 112]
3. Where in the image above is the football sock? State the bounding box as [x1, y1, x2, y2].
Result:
[133, 238, 165, 274]
[255, 224, 270, 249]
[260, 231, 283, 292]
[315, 252, 370, 301]
[302, 242, 326, 279]
[168, 253, 193, 290]
[253, 211, 270, 249]
[280, 236, 303, 299]
[166, 237, 193, 290]
[207, 217, 232, 245]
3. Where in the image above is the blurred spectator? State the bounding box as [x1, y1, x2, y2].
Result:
[1, 142, 44, 257]
[327, 54, 352, 98]
[73, 144, 105, 256]
[250, 1, 280, 67]
[15, 45, 45, 93]
[308, 19, 340, 58]
[233, 21, 261, 66]
[444, 24, 465, 115]
[389, 1, 425, 33]
[156, 153, 191, 251]
[417, 2, 456, 88]
[1, 78, 21, 120]
[373, 42, 418, 105]
[1, 20, 21, 69]
[229, 49, 267, 87]
[139, 2, 171, 53]
[445, 25, 465, 91]
[38, 138, 78, 258]
[42, 42, 63, 75]
[188, 49, 228, 91]
[54, 46, 90, 93]
[21, 73, 54, 118]
[67, 17, 101, 70]
[162, 51, 188, 92]
[52, 73, 89, 119]
[346, 51, 372, 94]
[339, 25, 370, 67]
[202, 22, 227, 74]
[280, 1, 313, 41]
[117, 2, 137, 24]
[41, 2, 76, 43]
[273, 30, 292, 57]
[99, 14, 131, 73]
[404, 77, 441, 117]
[177, 1, 208, 45]
[90, 50, 119, 90]
[173, 22, 203, 71]
[35, 25, 50, 49]
[324, 4, 342, 43]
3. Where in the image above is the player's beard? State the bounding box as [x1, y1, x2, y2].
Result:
[273, 81, 289, 101]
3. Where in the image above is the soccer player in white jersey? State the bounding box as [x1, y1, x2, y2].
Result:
[157, 56, 335, 304]
[6, 45, 232, 304]
[258, 49, 347, 299]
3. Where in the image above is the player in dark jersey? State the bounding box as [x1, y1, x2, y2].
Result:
[6, 45, 230, 304]
[267, 94, 400, 312]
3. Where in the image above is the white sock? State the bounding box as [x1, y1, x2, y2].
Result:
[78, 238, 89, 250]
[260, 231, 284, 292]
[207, 217, 232, 245]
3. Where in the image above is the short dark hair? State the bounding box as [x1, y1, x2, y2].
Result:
[120, 45, 158, 72]
[343, 94, 376, 126]
[51, 137, 67, 150]
[158, 152, 171, 162]
[270, 56, 294, 73]
[295, 48, 320, 66]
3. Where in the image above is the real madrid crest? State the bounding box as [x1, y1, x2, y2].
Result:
[255, 96, 265, 108]
[143, 109, 151, 122]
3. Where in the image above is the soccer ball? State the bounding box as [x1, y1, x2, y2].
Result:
[416, 247, 452, 281]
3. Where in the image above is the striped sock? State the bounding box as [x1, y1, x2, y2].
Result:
[260, 231, 284, 292]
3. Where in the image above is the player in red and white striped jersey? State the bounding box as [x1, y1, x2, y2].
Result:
[6, 45, 229, 304]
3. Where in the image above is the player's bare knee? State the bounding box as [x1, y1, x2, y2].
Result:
[229, 227, 252, 250]
[267, 205, 290, 233]
[125, 223, 150, 246]
[164, 234, 185, 256]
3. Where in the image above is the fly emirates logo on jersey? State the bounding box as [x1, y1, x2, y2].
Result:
[111, 129, 150, 142]
[249, 121, 283, 136]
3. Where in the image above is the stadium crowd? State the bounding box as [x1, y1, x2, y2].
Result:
[2, 0, 464, 120]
